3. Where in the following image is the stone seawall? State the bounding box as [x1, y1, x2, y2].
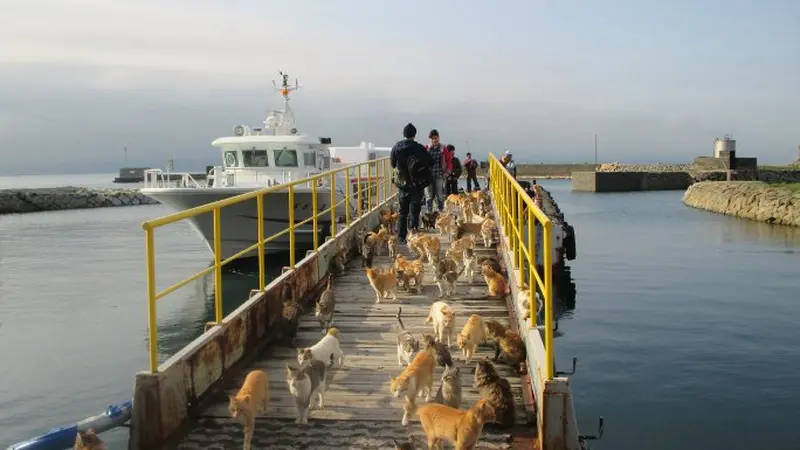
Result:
[683, 182, 799, 227]
[0, 187, 159, 214]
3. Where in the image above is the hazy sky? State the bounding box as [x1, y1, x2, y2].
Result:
[1, 0, 799, 174]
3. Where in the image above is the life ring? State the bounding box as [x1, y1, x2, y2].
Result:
[225, 152, 236, 166]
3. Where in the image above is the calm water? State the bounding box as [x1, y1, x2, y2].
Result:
[0, 176, 798, 449]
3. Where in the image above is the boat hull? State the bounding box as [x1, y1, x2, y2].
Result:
[140, 187, 338, 259]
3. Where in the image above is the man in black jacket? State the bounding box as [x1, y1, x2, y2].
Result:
[390, 123, 434, 243]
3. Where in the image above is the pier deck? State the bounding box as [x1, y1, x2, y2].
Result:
[172, 232, 537, 449]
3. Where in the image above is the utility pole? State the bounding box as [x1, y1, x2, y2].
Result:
[593, 134, 598, 164]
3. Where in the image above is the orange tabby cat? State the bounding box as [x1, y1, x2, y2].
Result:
[74, 429, 106, 450]
[228, 369, 270, 450]
[416, 398, 495, 450]
[457, 314, 487, 363]
[389, 346, 436, 426]
[481, 262, 509, 298]
[365, 266, 398, 303]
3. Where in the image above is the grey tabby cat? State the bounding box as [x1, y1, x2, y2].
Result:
[395, 307, 420, 366]
[315, 275, 335, 334]
[432, 364, 462, 408]
[285, 359, 328, 425]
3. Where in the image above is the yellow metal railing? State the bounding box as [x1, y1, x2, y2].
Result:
[488, 154, 555, 380]
[142, 157, 393, 373]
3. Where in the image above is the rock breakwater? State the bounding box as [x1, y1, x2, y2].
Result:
[0, 187, 159, 214]
[683, 182, 799, 227]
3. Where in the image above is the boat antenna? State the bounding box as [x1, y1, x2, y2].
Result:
[269, 71, 300, 133]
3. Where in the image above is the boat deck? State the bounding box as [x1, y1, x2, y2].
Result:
[170, 228, 538, 449]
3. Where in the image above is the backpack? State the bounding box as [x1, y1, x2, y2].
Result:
[449, 157, 462, 178]
[407, 153, 432, 188]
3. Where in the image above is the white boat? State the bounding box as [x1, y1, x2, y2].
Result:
[140, 72, 385, 259]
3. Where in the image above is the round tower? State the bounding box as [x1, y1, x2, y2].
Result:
[713, 134, 736, 158]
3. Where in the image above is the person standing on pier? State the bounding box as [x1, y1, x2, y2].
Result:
[391, 123, 434, 244]
[501, 150, 517, 179]
[424, 129, 448, 212]
[463, 152, 480, 192]
[444, 145, 462, 195]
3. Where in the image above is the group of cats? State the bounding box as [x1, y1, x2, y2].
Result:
[225, 189, 536, 449]
[364, 191, 532, 449]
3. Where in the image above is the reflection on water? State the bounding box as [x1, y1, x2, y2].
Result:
[155, 252, 305, 361]
[706, 211, 800, 248]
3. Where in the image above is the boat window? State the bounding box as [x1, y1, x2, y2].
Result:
[224, 151, 238, 167]
[243, 149, 269, 167]
[273, 148, 298, 167]
[303, 152, 316, 167]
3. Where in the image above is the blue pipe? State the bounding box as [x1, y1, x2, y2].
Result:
[6, 400, 132, 450]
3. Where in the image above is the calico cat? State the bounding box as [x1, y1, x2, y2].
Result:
[396, 307, 420, 366]
[390, 347, 436, 426]
[298, 327, 345, 367]
[280, 284, 303, 347]
[457, 314, 487, 363]
[422, 333, 453, 368]
[228, 369, 270, 450]
[315, 275, 335, 334]
[432, 364, 462, 409]
[425, 301, 456, 347]
[286, 360, 328, 425]
[416, 398, 495, 450]
[74, 429, 106, 450]
[474, 359, 515, 428]
[365, 266, 398, 304]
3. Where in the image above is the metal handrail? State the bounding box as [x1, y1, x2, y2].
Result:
[141, 157, 392, 373]
[488, 153, 555, 380]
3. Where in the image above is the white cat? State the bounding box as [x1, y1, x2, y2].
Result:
[462, 248, 478, 283]
[425, 301, 456, 347]
[297, 327, 345, 367]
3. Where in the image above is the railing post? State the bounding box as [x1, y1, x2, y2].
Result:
[517, 191, 524, 270]
[368, 162, 373, 210]
[527, 207, 536, 328]
[543, 220, 554, 380]
[378, 159, 383, 203]
[312, 181, 319, 250]
[213, 207, 223, 323]
[344, 168, 351, 227]
[288, 185, 296, 268]
[357, 165, 362, 217]
[329, 172, 336, 238]
[145, 228, 158, 373]
[257, 193, 265, 291]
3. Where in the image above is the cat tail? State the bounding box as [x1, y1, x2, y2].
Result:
[396, 307, 406, 331]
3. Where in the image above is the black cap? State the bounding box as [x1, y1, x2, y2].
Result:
[403, 123, 417, 139]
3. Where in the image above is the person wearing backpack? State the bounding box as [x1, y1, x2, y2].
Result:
[424, 129, 448, 212]
[445, 144, 462, 195]
[463, 152, 480, 192]
[390, 123, 434, 243]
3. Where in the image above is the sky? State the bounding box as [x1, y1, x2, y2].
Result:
[1, 0, 799, 175]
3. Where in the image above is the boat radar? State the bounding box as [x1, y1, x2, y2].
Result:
[232, 71, 302, 138]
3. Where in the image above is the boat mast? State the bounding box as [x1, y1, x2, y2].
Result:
[267, 71, 301, 135]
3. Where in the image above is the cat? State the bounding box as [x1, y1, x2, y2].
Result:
[74, 429, 106, 450]
[478, 257, 504, 279]
[433, 257, 459, 298]
[390, 346, 436, 426]
[517, 284, 543, 322]
[434, 213, 454, 236]
[286, 359, 328, 424]
[425, 301, 456, 347]
[432, 364, 462, 409]
[394, 255, 424, 288]
[388, 234, 399, 258]
[474, 359, 515, 428]
[449, 234, 476, 255]
[366, 224, 391, 255]
[393, 436, 417, 450]
[482, 262, 509, 299]
[280, 284, 303, 347]
[462, 248, 478, 283]
[422, 333, 454, 368]
[330, 246, 348, 276]
[457, 314, 487, 363]
[420, 210, 439, 231]
[228, 369, 270, 450]
[361, 232, 376, 268]
[365, 266, 398, 304]
[396, 307, 420, 366]
[298, 327, 345, 367]
[492, 329, 527, 370]
[416, 398, 495, 450]
[480, 218, 496, 247]
[315, 275, 335, 334]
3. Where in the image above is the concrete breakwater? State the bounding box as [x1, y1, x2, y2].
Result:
[0, 187, 159, 214]
[683, 182, 800, 227]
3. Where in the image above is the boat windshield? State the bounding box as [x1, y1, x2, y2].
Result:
[243, 149, 269, 167]
[274, 148, 298, 167]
